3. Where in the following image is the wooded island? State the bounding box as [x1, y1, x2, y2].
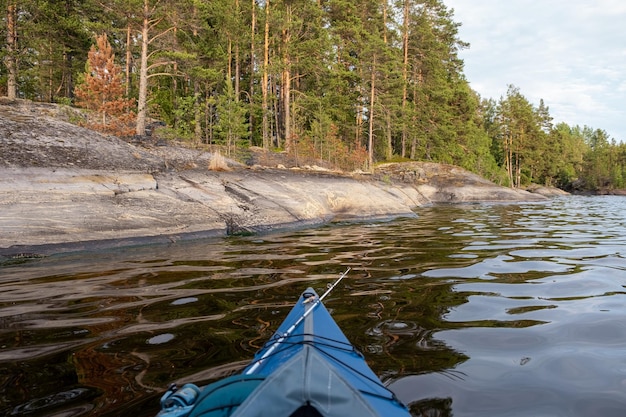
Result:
[1, 0, 623, 191]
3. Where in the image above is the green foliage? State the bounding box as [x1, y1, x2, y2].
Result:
[0, 0, 617, 190]
[9, 0, 93, 101]
[214, 82, 250, 154]
[577, 128, 620, 190]
[172, 95, 198, 139]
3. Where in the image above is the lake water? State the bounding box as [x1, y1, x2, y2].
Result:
[1, 195, 626, 417]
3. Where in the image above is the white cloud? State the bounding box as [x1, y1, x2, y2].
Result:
[446, 0, 626, 140]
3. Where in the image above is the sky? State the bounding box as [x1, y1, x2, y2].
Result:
[444, 0, 626, 141]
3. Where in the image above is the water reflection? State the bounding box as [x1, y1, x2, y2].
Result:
[1, 196, 626, 416]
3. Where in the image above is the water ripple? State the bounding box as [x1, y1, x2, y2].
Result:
[2, 196, 626, 417]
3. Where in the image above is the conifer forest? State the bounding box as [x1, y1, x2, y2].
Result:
[1, 0, 624, 191]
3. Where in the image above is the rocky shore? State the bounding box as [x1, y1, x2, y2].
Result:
[0, 99, 552, 257]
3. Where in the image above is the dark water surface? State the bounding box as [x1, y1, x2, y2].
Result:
[2, 196, 626, 416]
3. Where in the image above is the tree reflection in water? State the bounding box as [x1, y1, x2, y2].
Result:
[410, 397, 454, 417]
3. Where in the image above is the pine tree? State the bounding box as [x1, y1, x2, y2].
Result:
[215, 81, 250, 155]
[75, 33, 136, 136]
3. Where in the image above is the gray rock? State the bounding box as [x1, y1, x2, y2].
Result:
[0, 99, 548, 256]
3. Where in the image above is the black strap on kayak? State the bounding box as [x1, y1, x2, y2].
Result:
[245, 267, 351, 374]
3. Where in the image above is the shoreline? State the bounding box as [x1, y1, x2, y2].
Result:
[0, 100, 553, 258]
[0, 213, 416, 259]
[0, 166, 426, 257]
[0, 162, 546, 258]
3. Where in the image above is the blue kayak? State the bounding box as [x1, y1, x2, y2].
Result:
[157, 276, 411, 417]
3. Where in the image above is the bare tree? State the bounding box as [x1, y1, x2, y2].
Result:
[135, 0, 177, 136]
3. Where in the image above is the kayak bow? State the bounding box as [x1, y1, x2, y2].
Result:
[157, 270, 410, 417]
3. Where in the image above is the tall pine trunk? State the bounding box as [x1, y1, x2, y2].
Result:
[386, 110, 392, 160]
[5, 3, 17, 100]
[281, 4, 292, 153]
[234, 0, 240, 100]
[505, 133, 513, 186]
[261, 0, 270, 149]
[249, 0, 256, 142]
[194, 80, 202, 144]
[227, 38, 232, 86]
[125, 23, 132, 98]
[368, 54, 376, 171]
[136, 0, 150, 136]
[410, 81, 418, 159]
[401, 0, 409, 158]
